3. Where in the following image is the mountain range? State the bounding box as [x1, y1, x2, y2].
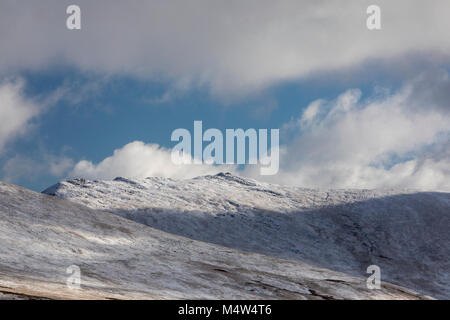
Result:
[1, 172, 448, 299]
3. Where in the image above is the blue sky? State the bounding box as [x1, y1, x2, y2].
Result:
[0, 1, 449, 191]
[7, 63, 404, 191]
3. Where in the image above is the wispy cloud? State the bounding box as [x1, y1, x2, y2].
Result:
[0, 79, 41, 153]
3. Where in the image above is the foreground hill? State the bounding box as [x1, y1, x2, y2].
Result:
[43, 173, 450, 299]
[0, 181, 431, 299]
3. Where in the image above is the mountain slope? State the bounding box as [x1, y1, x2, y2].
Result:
[0, 181, 430, 300]
[43, 173, 450, 299]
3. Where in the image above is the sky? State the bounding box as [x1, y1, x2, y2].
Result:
[0, 0, 449, 192]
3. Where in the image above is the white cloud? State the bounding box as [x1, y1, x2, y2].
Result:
[1, 0, 450, 96]
[71, 141, 234, 180]
[66, 71, 449, 191]
[0, 76, 102, 156]
[245, 72, 450, 191]
[0, 79, 40, 153]
[300, 99, 324, 124]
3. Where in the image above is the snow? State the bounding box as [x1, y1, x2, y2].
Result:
[0, 180, 434, 300]
[40, 172, 450, 299]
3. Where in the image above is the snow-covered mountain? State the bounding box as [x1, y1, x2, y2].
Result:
[42, 172, 450, 299]
[0, 181, 430, 300]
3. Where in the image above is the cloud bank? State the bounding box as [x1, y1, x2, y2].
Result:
[1, 0, 450, 96]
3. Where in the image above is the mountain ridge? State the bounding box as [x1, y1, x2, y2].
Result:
[0, 180, 431, 299]
[42, 173, 450, 299]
